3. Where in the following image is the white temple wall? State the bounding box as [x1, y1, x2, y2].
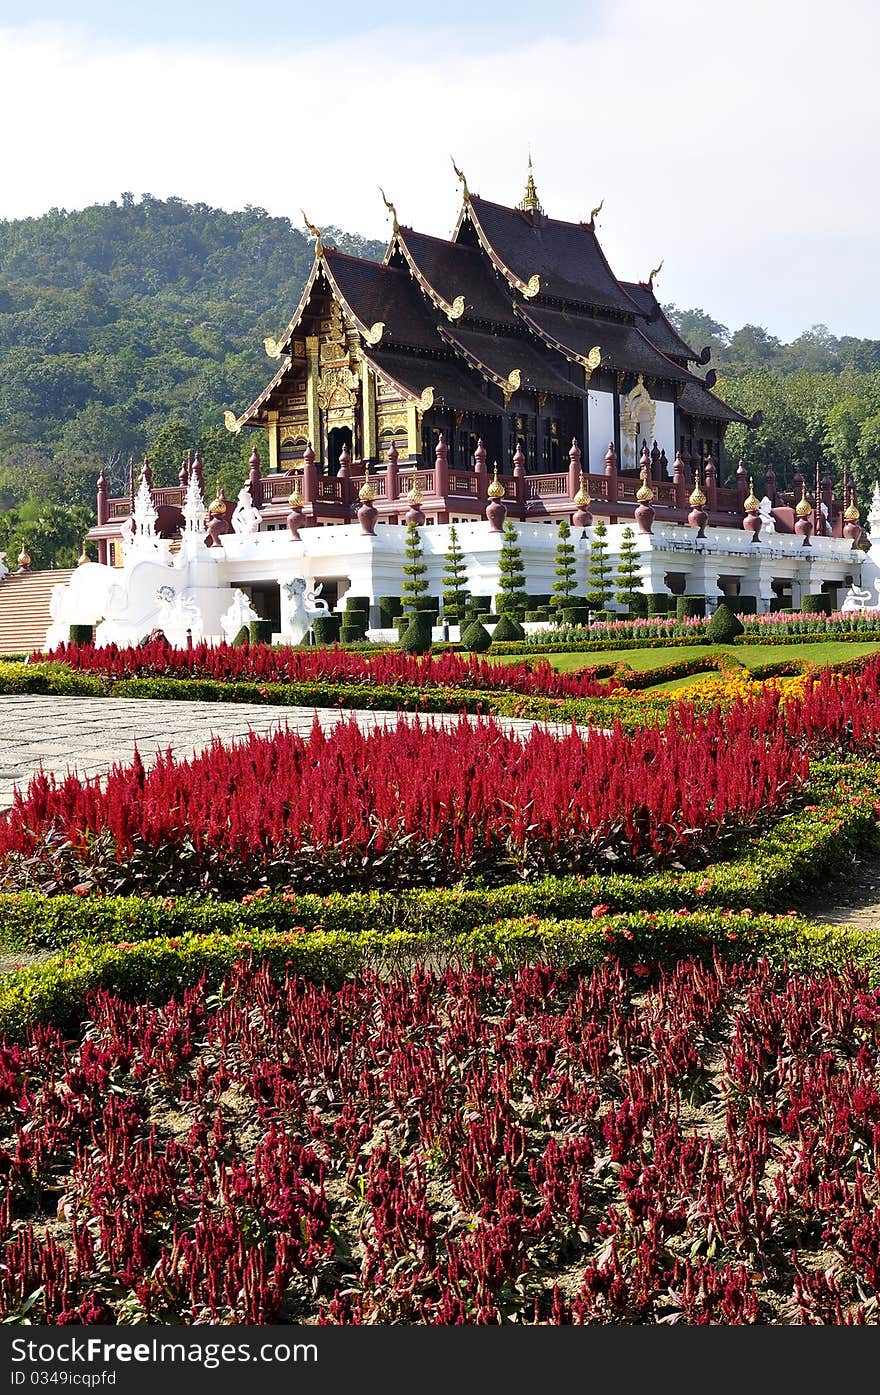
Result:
[653, 400, 676, 472]
[45, 515, 867, 648]
[587, 389, 615, 474]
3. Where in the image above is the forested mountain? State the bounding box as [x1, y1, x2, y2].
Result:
[0, 194, 878, 566]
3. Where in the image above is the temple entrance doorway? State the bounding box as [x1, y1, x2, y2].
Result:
[327, 426, 353, 471]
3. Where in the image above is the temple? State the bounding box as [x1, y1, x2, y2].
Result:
[31, 162, 870, 649]
[221, 160, 753, 513]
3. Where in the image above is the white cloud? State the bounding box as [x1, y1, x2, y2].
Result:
[1, 0, 878, 338]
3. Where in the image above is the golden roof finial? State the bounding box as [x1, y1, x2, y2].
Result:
[451, 157, 470, 200]
[487, 463, 505, 500]
[648, 260, 664, 288]
[744, 476, 760, 513]
[287, 473, 305, 508]
[518, 154, 543, 214]
[573, 470, 591, 508]
[77, 539, 90, 566]
[359, 461, 377, 503]
[17, 542, 31, 568]
[379, 187, 399, 235]
[406, 480, 423, 505]
[795, 481, 812, 519]
[208, 480, 227, 517]
[844, 487, 861, 523]
[589, 198, 604, 228]
[301, 211, 323, 257]
[689, 469, 707, 508]
[635, 465, 654, 505]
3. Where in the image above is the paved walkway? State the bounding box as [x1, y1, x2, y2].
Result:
[0, 695, 581, 810]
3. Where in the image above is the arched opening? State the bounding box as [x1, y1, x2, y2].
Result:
[327, 425, 353, 471]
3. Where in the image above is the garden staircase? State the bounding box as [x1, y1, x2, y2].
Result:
[0, 568, 74, 655]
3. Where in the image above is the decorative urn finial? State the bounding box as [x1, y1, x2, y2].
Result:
[604, 441, 617, 475]
[77, 539, 90, 566]
[794, 480, 813, 545]
[688, 469, 708, 537]
[486, 463, 507, 532]
[357, 462, 378, 535]
[843, 488, 862, 546]
[16, 544, 31, 573]
[286, 474, 306, 539]
[405, 479, 425, 527]
[634, 465, 655, 535]
[572, 471, 593, 528]
[743, 476, 762, 541]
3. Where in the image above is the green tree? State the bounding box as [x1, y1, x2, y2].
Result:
[615, 526, 643, 612]
[586, 518, 612, 611]
[401, 522, 428, 616]
[0, 501, 94, 570]
[441, 524, 468, 615]
[550, 518, 577, 610]
[495, 520, 528, 618]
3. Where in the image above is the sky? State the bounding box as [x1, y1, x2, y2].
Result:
[0, 0, 877, 342]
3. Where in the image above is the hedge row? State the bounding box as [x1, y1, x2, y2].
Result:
[4, 908, 880, 1039]
[0, 662, 664, 730]
[1, 761, 873, 951]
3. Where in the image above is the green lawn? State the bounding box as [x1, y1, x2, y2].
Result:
[490, 641, 880, 674]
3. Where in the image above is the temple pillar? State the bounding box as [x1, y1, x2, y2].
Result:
[306, 336, 321, 465]
[361, 362, 377, 462]
[405, 403, 420, 460]
[267, 410, 280, 473]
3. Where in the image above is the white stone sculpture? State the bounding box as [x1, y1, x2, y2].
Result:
[182, 473, 208, 535]
[220, 588, 259, 644]
[278, 575, 329, 644]
[758, 496, 776, 535]
[868, 482, 880, 544]
[231, 484, 262, 535]
[154, 584, 203, 648]
[841, 583, 872, 612]
[0, 551, 7, 582]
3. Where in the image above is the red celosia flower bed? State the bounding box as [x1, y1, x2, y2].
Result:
[38, 640, 608, 699]
[0, 713, 804, 895]
[3, 956, 880, 1324]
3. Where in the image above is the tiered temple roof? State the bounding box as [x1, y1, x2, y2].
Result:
[234, 165, 749, 435]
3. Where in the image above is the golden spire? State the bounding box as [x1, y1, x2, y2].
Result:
[844, 487, 861, 523]
[77, 539, 90, 566]
[406, 480, 423, 505]
[795, 481, 812, 519]
[17, 543, 31, 567]
[518, 155, 543, 214]
[379, 187, 399, 235]
[487, 463, 505, 499]
[635, 465, 654, 504]
[689, 469, 707, 509]
[287, 473, 305, 508]
[573, 470, 591, 508]
[451, 157, 469, 200]
[743, 476, 760, 512]
[301, 211, 323, 256]
[358, 461, 377, 503]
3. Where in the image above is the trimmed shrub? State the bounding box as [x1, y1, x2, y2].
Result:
[312, 614, 341, 645]
[802, 592, 833, 615]
[469, 597, 491, 615]
[378, 595, 403, 627]
[733, 595, 758, 615]
[490, 613, 525, 642]
[340, 626, 367, 645]
[706, 603, 744, 643]
[769, 598, 791, 614]
[524, 610, 544, 623]
[460, 620, 492, 652]
[248, 620, 273, 645]
[344, 595, 370, 615]
[68, 624, 94, 646]
[562, 605, 589, 626]
[232, 625, 250, 647]
[647, 594, 673, 615]
[676, 595, 706, 620]
[399, 615, 432, 654]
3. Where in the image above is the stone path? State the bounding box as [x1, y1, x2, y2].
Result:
[801, 862, 880, 929]
[0, 695, 581, 811]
